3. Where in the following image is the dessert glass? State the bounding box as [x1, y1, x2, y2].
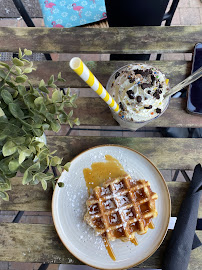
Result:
[106, 64, 170, 131]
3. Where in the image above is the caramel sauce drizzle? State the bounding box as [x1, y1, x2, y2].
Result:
[83, 155, 127, 194]
[149, 221, 155, 229]
[102, 236, 116, 261]
[130, 237, 138, 246]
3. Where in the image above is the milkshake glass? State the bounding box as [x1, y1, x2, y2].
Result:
[106, 64, 170, 131]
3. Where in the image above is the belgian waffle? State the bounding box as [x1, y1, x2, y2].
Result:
[84, 174, 158, 242]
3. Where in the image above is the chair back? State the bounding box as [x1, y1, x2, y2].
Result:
[105, 0, 170, 26]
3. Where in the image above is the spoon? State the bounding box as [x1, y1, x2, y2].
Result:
[164, 66, 202, 98]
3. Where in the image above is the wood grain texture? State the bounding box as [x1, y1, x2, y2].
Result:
[74, 97, 202, 128]
[46, 136, 202, 170]
[18, 61, 191, 88]
[0, 223, 201, 269]
[1, 180, 202, 219]
[0, 26, 201, 53]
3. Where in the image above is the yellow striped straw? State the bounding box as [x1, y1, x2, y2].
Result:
[69, 57, 120, 113]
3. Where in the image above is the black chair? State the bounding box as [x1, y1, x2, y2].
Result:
[104, 0, 180, 60]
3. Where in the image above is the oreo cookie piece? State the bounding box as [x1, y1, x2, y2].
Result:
[127, 90, 135, 99]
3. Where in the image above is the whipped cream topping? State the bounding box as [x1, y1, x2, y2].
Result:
[109, 64, 170, 122]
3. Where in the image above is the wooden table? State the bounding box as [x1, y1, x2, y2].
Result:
[0, 26, 202, 269]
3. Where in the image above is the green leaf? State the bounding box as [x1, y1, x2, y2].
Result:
[9, 103, 24, 118]
[0, 108, 5, 117]
[0, 61, 10, 69]
[68, 110, 73, 119]
[63, 162, 71, 172]
[0, 177, 11, 192]
[50, 120, 60, 132]
[19, 149, 32, 164]
[13, 90, 18, 98]
[56, 164, 62, 173]
[14, 137, 26, 145]
[37, 148, 49, 161]
[48, 75, 54, 86]
[49, 84, 57, 88]
[15, 66, 22, 75]
[68, 120, 73, 128]
[47, 103, 56, 114]
[58, 182, 64, 187]
[16, 75, 28, 83]
[28, 161, 40, 172]
[0, 69, 7, 79]
[0, 133, 7, 141]
[12, 58, 24, 66]
[0, 191, 9, 201]
[37, 142, 45, 149]
[24, 67, 33, 73]
[19, 158, 34, 173]
[18, 48, 23, 58]
[33, 128, 43, 138]
[39, 79, 45, 88]
[58, 112, 67, 124]
[52, 90, 62, 103]
[22, 170, 33, 185]
[2, 141, 17, 157]
[57, 72, 66, 82]
[50, 156, 62, 166]
[24, 49, 32, 56]
[9, 160, 19, 172]
[74, 118, 80, 126]
[1, 89, 13, 104]
[58, 72, 62, 79]
[39, 86, 49, 94]
[41, 179, 47, 190]
[18, 85, 26, 95]
[34, 97, 44, 106]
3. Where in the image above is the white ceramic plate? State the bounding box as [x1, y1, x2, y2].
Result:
[52, 145, 171, 269]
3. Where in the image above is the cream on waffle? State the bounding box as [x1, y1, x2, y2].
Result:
[84, 174, 158, 243]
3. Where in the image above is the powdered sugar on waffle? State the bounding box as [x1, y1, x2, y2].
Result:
[84, 174, 158, 242]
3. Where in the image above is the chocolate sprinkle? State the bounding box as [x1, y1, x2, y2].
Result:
[129, 78, 135, 83]
[153, 90, 161, 99]
[147, 90, 151, 94]
[136, 96, 142, 103]
[151, 75, 155, 84]
[115, 72, 120, 79]
[119, 102, 124, 111]
[127, 90, 135, 99]
[156, 108, 161, 114]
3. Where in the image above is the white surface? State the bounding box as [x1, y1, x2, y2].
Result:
[52, 145, 171, 270]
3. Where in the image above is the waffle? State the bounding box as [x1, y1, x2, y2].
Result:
[84, 174, 158, 242]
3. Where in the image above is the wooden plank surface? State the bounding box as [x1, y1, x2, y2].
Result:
[46, 136, 202, 170]
[0, 223, 201, 269]
[1, 180, 202, 219]
[20, 61, 191, 88]
[74, 97, 202, 128]
[0, 26, 201, 53]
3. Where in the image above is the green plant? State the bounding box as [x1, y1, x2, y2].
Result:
[0, 48, 80, 201]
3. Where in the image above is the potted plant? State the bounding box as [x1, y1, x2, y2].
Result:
[0, 48, 79, 201]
